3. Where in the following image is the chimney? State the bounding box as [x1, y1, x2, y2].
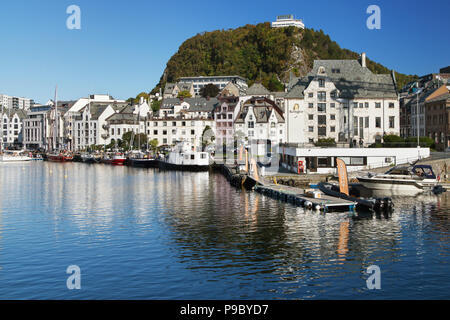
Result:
[361, 52, 367, 68]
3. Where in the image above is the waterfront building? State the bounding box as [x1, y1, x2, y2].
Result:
[178, 76, 248, 97]
[158, 97, 217, 119]
[106, 100, 151, 145]
[285, 53, 399, 146]
[234, 97, 286, 155]
[425, 85, 450, 150]
[279, 145, 430, 174]
[214, 96, 239, 146]
[22, 105, 52, 150]
[271, 15, 305, 29]
[0, 94, 33, 110]
[1, 108, 27, 147]
[63, 94, 126, 150]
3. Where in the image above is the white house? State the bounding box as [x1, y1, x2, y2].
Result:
[234, 97, 286, 156]
[1, 108, 27, 147]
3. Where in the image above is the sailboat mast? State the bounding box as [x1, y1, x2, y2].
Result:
[53, 85, 58, 151]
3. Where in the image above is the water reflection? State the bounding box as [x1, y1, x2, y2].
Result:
[0, 162, 448, 299]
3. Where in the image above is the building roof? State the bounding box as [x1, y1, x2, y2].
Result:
[246, 83, 271, 96]
[286, 59, 398, 99]
[235, 97, 284, 124]
[426, 93, 450, 104]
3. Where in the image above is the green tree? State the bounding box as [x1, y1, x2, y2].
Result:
[134, 92, 149, 104]
[177, 90, 192, 98]
[199, 84, 220, 98]
[149, 138, 159, 151]
[151, 100, 161, 113]
[122, 131, 148, 150]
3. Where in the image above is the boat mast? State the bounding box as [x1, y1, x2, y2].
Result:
[53, 85, 58, 151]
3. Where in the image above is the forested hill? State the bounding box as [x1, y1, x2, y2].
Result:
[151, 22, 416, 94]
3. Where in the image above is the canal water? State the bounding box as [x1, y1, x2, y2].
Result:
[0, 162, 448, 299]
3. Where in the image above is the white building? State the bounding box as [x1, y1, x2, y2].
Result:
[271, 15, 305, 29]
[0, 94, 33, 110]
[280, 145, 430, 174]
[63, 94, 126, 150]
[178, 76, 248, 97]
[285, 53, 400, 146]
[234, 97, 286, 156]
[1, 108, 27, 147]
[22, 105, 52, 150]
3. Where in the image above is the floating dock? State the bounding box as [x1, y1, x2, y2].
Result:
[254, 184, 357, 212]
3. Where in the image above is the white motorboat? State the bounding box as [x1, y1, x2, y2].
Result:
[357, 164, 439, 195]
[0, 150, 33, 162]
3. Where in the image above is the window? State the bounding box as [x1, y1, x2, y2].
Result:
[153, 130, 158, 135]
[365, 102, 369, 108]
[191, 130, 195, 135]
[318, 115, 327, 125]
[248, 121, 254, 128]
[308, 126, 314, 132]
[353, 102, 358, 109]
[359, 103, 363, 108]
[163, 130, 167, 135]
[308, 92, 313, 98]
[308, 114, 314, 120]
[318, 126, 327, 136]
[365, 117, 369, 128]
[330, 126, 335, 132]
[353, 117, 358, 136]
[389, 102, 395, 108]
[318, 91, 326, 101]
[375, 117, 381, 128]
[330, 103, 335, 108]
[389, 116, 395, 128]
[330, 114, 335, 120]
[154, 122, 158, 126]
[309, 103, 314, 108]
[318, 157, 330, 167]
[375, 102, 381, 108]
[330, 91, 337, 98]
[318, 78, 325, 88]
[228, 114, 232, 119]
[163, 121, 167, 126]
[318, 103, 326, 113]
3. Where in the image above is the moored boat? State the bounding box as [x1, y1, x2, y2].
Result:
[357, 164, 439, 196]
[159, 142, 211, 172]
[101, 153, 126, 166]
[0, 150, 32, 162]
[47, 152, 74, 162]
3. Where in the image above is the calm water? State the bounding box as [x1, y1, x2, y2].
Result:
[0, 162, 449, 299]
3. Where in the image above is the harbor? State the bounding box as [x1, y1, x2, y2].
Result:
[0, 160, 449, 299]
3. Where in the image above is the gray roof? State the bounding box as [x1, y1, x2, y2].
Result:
[246, 83, 271, 96]
[286, 59, 398, 99]
[106, 112, 139, 122]
[235, 98, 284, 124]
[160, 97, 219, 113]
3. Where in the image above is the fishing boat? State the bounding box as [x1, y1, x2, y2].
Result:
[47, 152, 74, 162]
[159, 142, 210, 171]
[357, 164, 439, 195]
[129, 153, 159, 168]
[0, 150, 32, 162]
[101, 153, 126, 166]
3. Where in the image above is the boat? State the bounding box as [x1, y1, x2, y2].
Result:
[318, 182, 394, 213]
[357, 164, 440, 195]
[101, 153, 126, 166]
[129, 153, 159, 168]
[317, 158, 394, 213]
[81, 153, 98, 164]
[31, 153, 44, 161]
[0, 150, 32, 162]
[159, 142, 211, 171]
[47, 152, 74, 162]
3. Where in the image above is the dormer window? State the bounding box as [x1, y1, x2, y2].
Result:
[318, 66, 326, 75]
[318, 78, 325, 88]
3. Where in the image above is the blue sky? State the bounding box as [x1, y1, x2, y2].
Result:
[0, 0, 448, 103]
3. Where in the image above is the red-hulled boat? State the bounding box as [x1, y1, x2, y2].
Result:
[101, 153, 126, 166]
[47, 153, 74, 162]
